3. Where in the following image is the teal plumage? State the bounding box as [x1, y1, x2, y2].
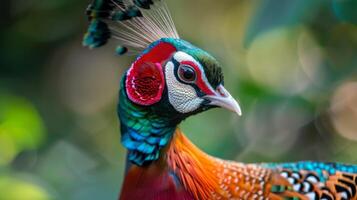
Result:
[83, 0, 142, 49]
[116, 46, 128, 55]
[118, 75, 176, 165]
[83, 19, 110, 48]
[83, 0, 114, 48]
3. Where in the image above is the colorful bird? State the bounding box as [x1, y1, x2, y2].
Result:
[83, 0, 357, 199]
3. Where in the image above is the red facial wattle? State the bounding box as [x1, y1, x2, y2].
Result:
[126, 42, 176, 106]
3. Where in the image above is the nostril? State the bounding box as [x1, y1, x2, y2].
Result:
[217, 88, 225, 97]
[216, 85, 228, 97]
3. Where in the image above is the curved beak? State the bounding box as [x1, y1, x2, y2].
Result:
[204, 84, 242, 116]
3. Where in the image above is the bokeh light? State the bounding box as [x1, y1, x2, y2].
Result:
[49, 43, 122, 116]
[241, 100, 312, 158]
[0, 176, 51, 200]
[246, 26, 323, 95]
[330, 81, 357, 141]
[0, 94, 45, 166]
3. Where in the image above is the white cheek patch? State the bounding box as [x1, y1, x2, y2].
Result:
[165, 61, 203, 113]
[174, 51, 201, 66]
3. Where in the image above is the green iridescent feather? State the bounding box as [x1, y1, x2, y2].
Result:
[117, 75, 176, 165]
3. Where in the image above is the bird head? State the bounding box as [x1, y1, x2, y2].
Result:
[123, 38, 241, 123]
[84, 0, 242, 165]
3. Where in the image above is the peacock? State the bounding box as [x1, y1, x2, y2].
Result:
[83, 0, 357, 199]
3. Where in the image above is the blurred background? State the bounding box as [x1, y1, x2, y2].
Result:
[0, 0, 357, 199]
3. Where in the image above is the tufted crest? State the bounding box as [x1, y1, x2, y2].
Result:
[83, 0, 179, 55]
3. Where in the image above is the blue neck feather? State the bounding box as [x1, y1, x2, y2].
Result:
[117, 76, 177, 166]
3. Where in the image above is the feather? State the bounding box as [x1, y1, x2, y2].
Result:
[83, 0, 179, 55]
[164, 129, 357, 200]
[119, 163, 194, 200]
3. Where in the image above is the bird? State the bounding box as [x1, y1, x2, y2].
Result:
[83, 0, 357, 199]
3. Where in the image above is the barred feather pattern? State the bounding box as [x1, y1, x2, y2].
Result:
[83, 0, 179, 55]
[165, 129, 357, 200]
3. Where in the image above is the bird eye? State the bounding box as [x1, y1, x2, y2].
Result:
[178, 64, 196, 83]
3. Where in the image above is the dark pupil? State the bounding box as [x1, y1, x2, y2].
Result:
[179, 65, 196, 82]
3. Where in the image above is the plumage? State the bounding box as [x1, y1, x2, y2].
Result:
[83, 0, 357, 199]
[120, 129, 357, 199]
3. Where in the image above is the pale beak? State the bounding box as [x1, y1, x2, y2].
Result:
[204, 84, 242, 116]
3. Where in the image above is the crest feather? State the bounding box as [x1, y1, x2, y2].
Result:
[83, 0, 179, 55]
